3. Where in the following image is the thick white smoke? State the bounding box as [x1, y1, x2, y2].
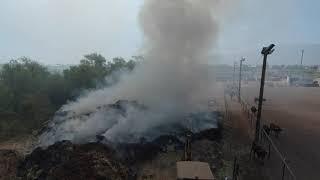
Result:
[39, 0, 228, 145]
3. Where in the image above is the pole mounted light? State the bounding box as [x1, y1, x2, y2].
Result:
[261, 44, 275, 55]
[233, 61, 236, 87]
[238, 58, 245, 102]
[300, 49, 304, 66]
[255, 44, 275, 142]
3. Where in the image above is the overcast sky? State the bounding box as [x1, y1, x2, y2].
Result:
[1, 0, 320, 65]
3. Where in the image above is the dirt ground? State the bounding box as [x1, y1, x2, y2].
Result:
[241, 86, 320, 180]
[223, 95, 268, 180]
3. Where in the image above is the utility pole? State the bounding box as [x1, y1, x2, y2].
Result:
[300, 49, 304, 66]
[255, 44, 275, 142]
[301, 49, 305, 79]
[233, 62, 236, 87]
[238, 58, 245, 102]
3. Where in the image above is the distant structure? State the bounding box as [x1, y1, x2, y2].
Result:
[286, 75, 314, 87]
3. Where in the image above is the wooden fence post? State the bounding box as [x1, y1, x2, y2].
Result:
[282, 162, 286, 180]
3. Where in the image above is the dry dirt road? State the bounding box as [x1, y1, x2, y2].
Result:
[241, 86, 320, 180]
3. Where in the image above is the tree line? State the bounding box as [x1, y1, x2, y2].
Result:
[0, 53, 137, 139]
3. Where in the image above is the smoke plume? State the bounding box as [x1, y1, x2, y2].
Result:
[39, 0, 225, 145]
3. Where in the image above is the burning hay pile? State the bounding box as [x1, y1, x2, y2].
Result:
[34, 0, 225, 148]
[17, 128, 222, 180]
[0, 99, 222, 179]
[38, 100, 221, 146]
[14, 100, 223, 179]
[0, 0, 234, 178]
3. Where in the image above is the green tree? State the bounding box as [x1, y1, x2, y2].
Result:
[0, 58, 54, 137]
[63, 54, 136, 96]
[63, 53, 109, 94]
[0, 54, 138, 139]
[0, 57, 50, 111]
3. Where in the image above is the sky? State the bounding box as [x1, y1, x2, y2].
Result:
[0, 0, 320, 65]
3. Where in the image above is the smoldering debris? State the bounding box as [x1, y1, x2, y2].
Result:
[39, 100, 147, 146]
[19, 101, 223, 180]
[39, 100, 221, 146]
[17, 141, 133, 180]
[18, 126, 223, 180]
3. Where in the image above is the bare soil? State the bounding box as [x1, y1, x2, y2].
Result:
[223, 97, 268, 180]
[0, 150, 21, 180]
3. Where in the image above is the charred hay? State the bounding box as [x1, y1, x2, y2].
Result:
[17, 99, 223, 179]
[17, 125, 222, 180]
[17, 141, 133, 180]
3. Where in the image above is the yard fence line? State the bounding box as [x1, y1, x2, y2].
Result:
[238, 93, 296, 180]
[224, 85, 296, 180]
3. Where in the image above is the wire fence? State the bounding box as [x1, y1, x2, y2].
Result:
[225, 86, 296, 180]
[223, 91, 231, 123]
[260, 129, 296, 180]
[238, 93, 296, 180]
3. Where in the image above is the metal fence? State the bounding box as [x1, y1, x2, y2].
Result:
[236, 93, 297, 180]
[260, 129, 296, 180]
[224, 91, 231, 122]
